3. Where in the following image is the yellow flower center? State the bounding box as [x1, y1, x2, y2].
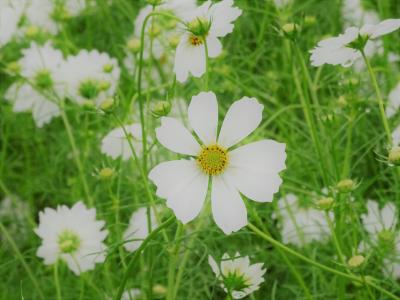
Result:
[189, 35, 203, 46]
[58, 230, 81, 254]
[197, 144, 228, 176]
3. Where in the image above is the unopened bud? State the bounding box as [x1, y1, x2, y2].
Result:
[99, 81, 111, 91]
[338, 95, 347, 107]
[282, 23, 299, 34]
[127, 38, 141, 53]
[348, 255, 365, 268]
[187, 17, 211, 37]
[168, 35, 181, 48]
[149, 24, 161, 37]
[336, 179, 356, 193]
[316, 197, 334, 210]
[99, 167, 114, 179]
[152, 101, 171, 118]
[100, 98, 115, 111]
[152, 284, 167, 296]
[304, 15, 316, 26]
[388, 146, 400, 165]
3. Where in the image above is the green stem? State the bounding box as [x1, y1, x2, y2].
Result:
[166, 222, 184, 300]
[0, 222, 45, 300]
[54, 262, 62, 300]
[114, 216, 175, 300]
[361, 50, 392, 145]
[247, 223, 400, 300]
[203, 36, 210, 90]
[60, 108, 92, 205]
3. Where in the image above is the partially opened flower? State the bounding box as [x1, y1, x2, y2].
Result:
[35, 201, 108, 275]
[5, 83, 60, 127]
[275, 194, 331, 246]
[208, 253, 266, 299]
[149, 91, 286, 234]
[360, 200, 400, 278]
[123, 206, 160, 252]
[101, 123, 148, 161]
[310, 19, 400, 67]
[174, 0, 242, 82]
[386, 83, 400, 118]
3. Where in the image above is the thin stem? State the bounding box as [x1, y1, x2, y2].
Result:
[0, 222, 45, 300]
[324, 211, 347, 270]
[247, 223, 400, 300]
[166, 222, 184, 300]
[203, 36, 210, 90]
[361, 50, 392, 145]
[114, 216, 175, 300]
[54, 262, 62, 300]
[60, 108, 92, 205]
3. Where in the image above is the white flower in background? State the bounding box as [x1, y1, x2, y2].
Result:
[5, 83, 60, 127]
[59, 49, 120, 106]
[101, 123, 148, 161]
[392, 125, 400, 146]
[123, 206, 160, 252]
[0, 3, 22, 47]
[386, 83, 400, 118]
[342, 0, 379, 27]
[360, 200, 400, 278]
[107, 289, 141, 300]
[35, 201, 108, 275]
[273, 0, 292, 8]
[0, 197, 30, 243]
[174, 0, 242, 82]
[19, 42, 65, 92]
[208, 253, 266, 299]
[149, 91, 286, 234]
[57, 0, 87, 18]
[275, 194, 331, 246]
[310, 19, 400, 67]
[23, 0, 58, 35]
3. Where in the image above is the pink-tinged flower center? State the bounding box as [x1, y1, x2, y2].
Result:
[197, 144, 229, 176]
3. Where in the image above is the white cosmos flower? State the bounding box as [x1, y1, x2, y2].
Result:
[5, 83, 60, 128]
[174, 0, 242, 82]
[35, 201, 108, 275]
[208, 252, 266, 299]
[342, 0, 379, 27]
[23, 0, 58, 35]
[360, 200, 400, 278]
[58, 49, 120, 106]
[0, 3, 22, 47]
[392, 125, 400, 146]
[386, 83, 400, 118]
[123, 206, 160, 252]
[101, 123, 148, 161]
[310, 19, 400, 67]
[149, 91, 286, 234]
[275, 194, 331, 246]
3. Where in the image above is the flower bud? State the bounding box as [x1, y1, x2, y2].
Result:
[99, 167, 114, 179]
[152, 284, 167, 296]
[347, 255, 365, 268]
[127, 38, 141, 53]
[336, 179, 356, 193]
[149, 24, 161, 38]
[187, 17, 211, 37]
[98, 80, 111, 91]
[316, 197, 334, 210]
[168, 34, 181, 48]
[152, 101, 171, 118]
[338, 95, 347, 107]
[100, 98, 115, 111]
[282, 23, 299, 34]
[82, 100, 95, 109]
[388, 146, 400, 165]
[304, 15, 316, 26]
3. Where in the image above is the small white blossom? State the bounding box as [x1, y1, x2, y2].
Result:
[0, 3, 22, 47]
[208, 252, 266, 299]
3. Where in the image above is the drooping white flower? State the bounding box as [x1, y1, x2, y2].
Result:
[310, 19, 400, 68]
[5, 83, 60, 128]
[174, 0, 242, 82]
[386, 83, 400, 118]
[275, 194, 331, 246]
[208, 253, 266, 299]
[101, 123, 147, 161]
[35, 201, 108, 275]
[360, 200, 400, 278]
[123, 207, 160, 252]
[392, 125, 400, 146]
[58, 49, 120, 106]
[0, 3, 22, 47]
[149, 91, 286, 234]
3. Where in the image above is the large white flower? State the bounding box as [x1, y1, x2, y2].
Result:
[101, 123, 147, 161]
[58, 49, 120, 106]
[123, 206, 160, 252]
[5, 83, 60, 128]
[386, 83, 400, 118]
[0, 3, 22, 47]
[174, 0, 242, 82]
[149, 91, 286, 234]
[208, 252, 266, 299]
[275, 194, 331, 246]
[310, 19, 400, 67]
[35, 201, 108, 275]
[360, 200, 400, 278]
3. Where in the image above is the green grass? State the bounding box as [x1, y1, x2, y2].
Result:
[1, 0, 400, 299]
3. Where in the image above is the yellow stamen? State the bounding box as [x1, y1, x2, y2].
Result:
[197, 144, 228, 176]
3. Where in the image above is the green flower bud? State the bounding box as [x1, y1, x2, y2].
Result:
[99, 167, 114, 179]
[127, 38, 141, 53]
[152, 284, 167, 296]
[304, 15, 316, 26]
[316, 197, 334, 210]
[152, 101, 171, 118]
[187, 17, 211, 37]
[348, 255, 365, 268]
[100, 98, 115, 111]
[388, 146, 400, 165]
[336, 179, 356, 193]
[168, 34, 181, 48]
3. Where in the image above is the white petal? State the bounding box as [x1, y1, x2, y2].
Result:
[209, 0, 242, 37]
[361, 19, 400, 39]
[211, 175, 247, 234]
[208, 255, 220, 276]
[218, 97, 263, 148]
[206, 36, 223, 58]
[188, 91, 218, 145]
[226, 140, 286, 202]
[156, 117, 200, 155]
[32, 98, 60, 128]
[148, 160, 208, 223]
[381, 202, 397, 229]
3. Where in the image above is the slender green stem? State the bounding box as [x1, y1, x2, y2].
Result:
[324, 211, 347, 270]
[60, 108, 92, 205]
[247, 223, 400, 300]
[166, 222, 184, 300]
[203, 37, 210, 90]
[54, 262, 62, 300]
[361, 51, 392, 145]
[114, 216, 175, 300]
[0, 222, 45, 300]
